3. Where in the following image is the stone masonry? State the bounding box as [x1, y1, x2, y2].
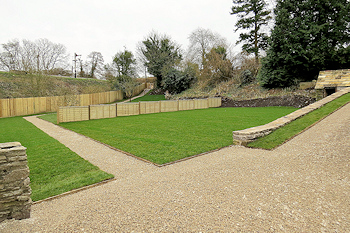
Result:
[0, 142, 32, 223]
[232, 86, 350, 144]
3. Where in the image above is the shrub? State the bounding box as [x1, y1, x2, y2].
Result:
[162, 67, 196, 94]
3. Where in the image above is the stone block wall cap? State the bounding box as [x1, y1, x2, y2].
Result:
[233, 127, 272, 135]
[0, 142, 25, 151]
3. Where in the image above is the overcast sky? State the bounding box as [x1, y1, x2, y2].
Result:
[1, 0, 274, 66]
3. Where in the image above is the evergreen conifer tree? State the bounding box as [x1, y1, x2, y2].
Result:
[259, 0, 350, 88]
[231, 0, 272, 62]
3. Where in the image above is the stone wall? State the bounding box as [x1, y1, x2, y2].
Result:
[232, 87, 350, 144]
[0, 142, 32, 223]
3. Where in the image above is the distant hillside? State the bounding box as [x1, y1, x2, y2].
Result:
[0, 71, 112, 99]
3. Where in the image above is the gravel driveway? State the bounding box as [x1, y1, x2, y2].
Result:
[1, 103, 349, 232]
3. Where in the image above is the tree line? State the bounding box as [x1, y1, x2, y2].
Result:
[1, 0, 349, 94]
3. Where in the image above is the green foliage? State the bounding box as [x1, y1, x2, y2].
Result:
[248, 93, 350, 149]
[112, 49, 137, 77]
[259, 0, 350, 88]
[61, 107, 297, 164]
[240, 69, 253, 85]
[231, 0, 272, 60]
[162, 65, 197, 94]
[139, 32, 182, 87]
[0, 117, 113, 201]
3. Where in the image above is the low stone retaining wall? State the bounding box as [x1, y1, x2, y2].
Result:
[0, 142, 32, 223]
[232, 87, 350, 144]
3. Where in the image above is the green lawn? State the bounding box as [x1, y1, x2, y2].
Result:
[131, 92, 166, 102]
[59, 107, 297, 164]
[0, 117, 114, 201]
[248, 92, 350, 149]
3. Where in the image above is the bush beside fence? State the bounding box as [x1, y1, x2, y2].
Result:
[57, 97, 222, 123]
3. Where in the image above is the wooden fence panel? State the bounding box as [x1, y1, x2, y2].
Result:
[140, 101, 161, 114]
[117, 103, 140, 116]
[110, 91, 122, 103]
[90, 104, 116, 120]
[193, 99, 209, 109]
[0, 99, 10, 118]
[51, 96, 61, 112]
[37, 97, 47, 113]
[99, 92, 106, 104]
[0, 86, 144, 118]
[208, 97, 222, 107]
[133, 83, 146, 97]
[79, 94, 90, 106]
[26, 98, 35, 115]
[160, 100, 179, 112]
[55, 97, 219, 123]
[179, 99, 194, 111]
[13, 98, 23, 116]
[58, 106, 89, 123]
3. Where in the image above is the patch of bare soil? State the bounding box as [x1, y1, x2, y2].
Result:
[148, 88, 166, 95]
[221, 95, 316, 108]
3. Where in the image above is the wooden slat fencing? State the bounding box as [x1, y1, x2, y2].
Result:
[0, 83, 146, 118]
[139, 101, 161, 114]
[57, 106, 89, 123]
[57, 97, 222, 123]
[117, 103, 140, 117]
[90, 105, 116, 120]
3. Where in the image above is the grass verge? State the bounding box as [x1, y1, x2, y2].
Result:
[59, 107, 297, 164]
[38, 113, 57, 124]
[131, 92, 166, 102]
[0, 117, 114, 201]
[247, 93, 350, 149]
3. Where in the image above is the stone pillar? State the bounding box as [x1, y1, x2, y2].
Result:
[0, 142, 32, 223]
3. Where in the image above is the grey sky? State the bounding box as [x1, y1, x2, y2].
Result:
[1, 0, 274, 66]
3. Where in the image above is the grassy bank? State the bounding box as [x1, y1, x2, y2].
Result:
[0, 117, 114, 201]
[0, 71, 111, 98]
[131, 92, 166, 102]
[248, 93, 350, 149]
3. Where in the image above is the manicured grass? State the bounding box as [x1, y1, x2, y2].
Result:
[39, 113, 57, 124]
[59, 107, 297, 164]
[131, 92, 166, 102]
[248, 93, 350, 149]
[0, 117, 114, 201]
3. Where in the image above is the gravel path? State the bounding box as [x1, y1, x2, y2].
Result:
[1, 103, 349, 232]
[23, 116, 155, 178]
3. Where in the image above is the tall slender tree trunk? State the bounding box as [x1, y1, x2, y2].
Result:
[254, 20, 259, 64]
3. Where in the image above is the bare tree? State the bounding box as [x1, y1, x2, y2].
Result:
[119, 77, 139, 101]
[21, 39, 39, 72]
[86, 51, 104, 78]
[0, 38, 68, 73]
[186, 28, 228, 69]
[0, 39, 22, 71]
[36, 38, 68, 71]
